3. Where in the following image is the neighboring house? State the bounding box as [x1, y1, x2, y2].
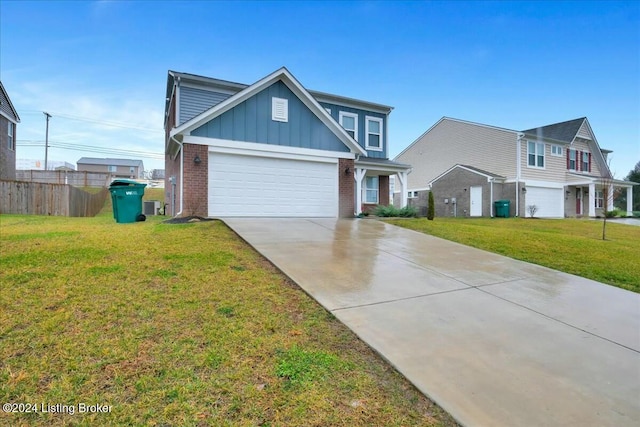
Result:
[0, 81, 21, 180]
[164, 67, 410, 218]
[77, 158, 145, 179]
[394, 117, 635, 218]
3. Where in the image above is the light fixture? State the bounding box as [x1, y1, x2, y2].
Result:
[194, 155, 201, 164]
[345, 167, 351, 175]
[522, 187, 527, 193]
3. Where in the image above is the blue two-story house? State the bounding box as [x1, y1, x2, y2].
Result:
[164, 67, 410, 218]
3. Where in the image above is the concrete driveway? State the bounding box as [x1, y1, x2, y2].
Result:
[223, 218, 640, 427]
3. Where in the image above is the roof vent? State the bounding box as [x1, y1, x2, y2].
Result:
[272, 97, 288, 122]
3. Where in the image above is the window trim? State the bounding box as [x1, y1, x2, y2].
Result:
[365, 116, 383, 152]
[595, 190, 604, 208]
[527, 140, 545, 169]
[568, 149, 577, 170]
[582, 151, 589, 172]
[338, 111, 358, 141]
[7, 122, 14, 151]
[551, 144, 562, 157]
[108, 165, 117, 173]
[407, 191, 418, 199]
[364, 176, 379, 204]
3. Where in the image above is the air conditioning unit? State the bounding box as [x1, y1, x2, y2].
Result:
[143, 200, 161, 215]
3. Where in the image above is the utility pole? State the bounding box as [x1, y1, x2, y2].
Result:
[43, 112, 52, 170]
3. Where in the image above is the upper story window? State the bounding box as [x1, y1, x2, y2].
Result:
[551, 145, 562, 156]
[339, 111, 358, 140]
[365, 116, 383, 151]
[582, 151, 590, 172]
[527, 141, 545, 168]
[568, 149, 577, 170]
[7, 122, 14, 151]
[108, 165, 117, 172]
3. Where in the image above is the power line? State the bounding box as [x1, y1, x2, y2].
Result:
[16, 139, 165, 160]
[20, 110, 162, 133]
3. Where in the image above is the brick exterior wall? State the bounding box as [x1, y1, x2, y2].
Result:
[164, 151, 181, 216]
[182, 144, 208, 217]
[338, 158, 355, 217]
[0, 116, 16, 180]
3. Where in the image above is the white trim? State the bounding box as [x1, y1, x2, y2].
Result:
[182, 135, 356, 160]
[365, 116, 383, 152]
[551, 144, 563, 156]
[526, 140, 546, 169]
[180, 80, 238, 96]
[355, 160, 410, 174]
[209, 145, 339, 164]
[429, 164, 505, 186]
[364, 175, 379, 204]
[0, 110, 20, 123]
[395, 186, 430, 194]
[523, 180, 566, 189]
[339, 111, 358, 141]
[170, 67, 367, 156]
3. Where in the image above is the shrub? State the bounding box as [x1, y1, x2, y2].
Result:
[633, 211, 640, 218]
[372, 205, 417, 218]
[427, 191, 435, 220]
[605, 209, 619, 218]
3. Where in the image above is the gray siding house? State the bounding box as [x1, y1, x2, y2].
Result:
[164, 67, 410, 218]
[77, 158, 145, 179]
[394, 117, 635, 218]
[0, 81, 20, 180]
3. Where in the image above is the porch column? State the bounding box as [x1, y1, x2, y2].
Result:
[588, 183, 596, 217]
[627, 186, 633, 216]
[607, 183, 614, 211]
[396, 171, 408, 208]
[355, 168, 366, 215]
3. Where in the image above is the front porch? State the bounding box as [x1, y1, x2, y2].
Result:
[565, 180, 634, 218]
[354, 158, 411, 215]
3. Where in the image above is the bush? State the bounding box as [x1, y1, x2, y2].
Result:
[427, 191, 435, 220]
[605, 209, 623, 218]
[633, 211, 640, 218]
[372, 205, 418, 218]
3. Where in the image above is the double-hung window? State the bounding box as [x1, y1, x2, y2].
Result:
[339, 112, 358, 140]
[595, 190, 604, 208]
[7, 122, 14, 150]
[551, 145, 562, 156]
[568, 149, 577, 170]
[582, 151, 590, 172]
[527, 141, 545, 168]
[364, 176, 379, 204]
[365, 116, 383, 151]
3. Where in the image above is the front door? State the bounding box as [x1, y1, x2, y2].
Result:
[470, 186, 482, 217]
[576, 188, 582, 215]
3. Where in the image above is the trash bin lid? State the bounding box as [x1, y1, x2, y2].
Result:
[110, 179, 147, 188]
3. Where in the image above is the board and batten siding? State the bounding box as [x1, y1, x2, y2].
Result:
[179, 86, 232, 125]
[318, 102, 387, 159]
[191, 81, 349, 153]
[395, 119, 517, 189]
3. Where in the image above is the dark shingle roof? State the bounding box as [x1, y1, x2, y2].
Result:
[522, 117, 586, 143]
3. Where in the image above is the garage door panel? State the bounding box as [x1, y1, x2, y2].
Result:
[208, 152, 338, 217]
[525, 186, 563, 218]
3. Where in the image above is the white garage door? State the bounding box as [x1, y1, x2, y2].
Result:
[208, 152, 338, 217]
[525, 186, 564, 218]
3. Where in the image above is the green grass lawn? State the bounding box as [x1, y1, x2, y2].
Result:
[0, 211, 455, 426]
[386, 217, 640, 293]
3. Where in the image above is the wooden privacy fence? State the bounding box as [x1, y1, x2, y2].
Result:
[15, 170, 113, 187]
[0, 180, 108, 217]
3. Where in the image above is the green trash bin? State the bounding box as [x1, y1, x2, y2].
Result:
[494, 200, 511, 218]
[109, 179, 147, 223]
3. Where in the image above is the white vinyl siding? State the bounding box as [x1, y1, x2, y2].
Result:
[339, 111, 358, 140]
[394, 119, 518, 190]
[365, 116, 383, 151]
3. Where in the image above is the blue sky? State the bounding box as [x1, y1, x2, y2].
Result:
[1, 0, 639, 176]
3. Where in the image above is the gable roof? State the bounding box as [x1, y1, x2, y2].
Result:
[169, 67, 367, 156]
[522, 117, 586, 144]
[0, 81, 21, 123]
[429, 164, 506, 186]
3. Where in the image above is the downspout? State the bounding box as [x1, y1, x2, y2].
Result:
[490, 178, 494, 217]
[170, 135, 184, 217]
[516, 132, 524, 217]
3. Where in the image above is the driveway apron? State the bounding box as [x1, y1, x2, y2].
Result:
[223, 218, 640, 427]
